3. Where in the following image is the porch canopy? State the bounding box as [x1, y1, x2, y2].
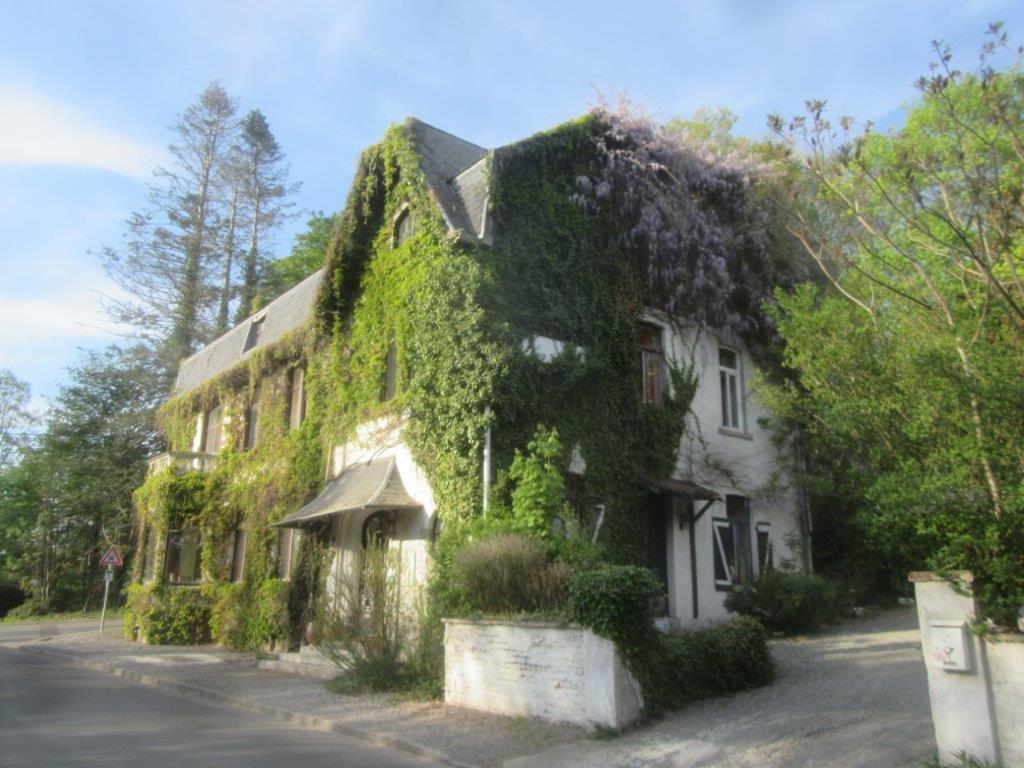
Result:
[641, 476, 720, 501]
[274, 456, 420, 529]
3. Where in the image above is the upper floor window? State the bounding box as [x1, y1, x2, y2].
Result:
[244, 316, 265, 352]
[719, 347, 744, 431]
[637, 323, 666, 408]
[381, 339, 398, 402]
[244, 385, 261, 450]
[394, 208, 416, 247]
[202, 404, 223, 453]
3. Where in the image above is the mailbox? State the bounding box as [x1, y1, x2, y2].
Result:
[929, 621, 972, 673]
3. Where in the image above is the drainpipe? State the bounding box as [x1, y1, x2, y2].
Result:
[482, 405, 492, 516]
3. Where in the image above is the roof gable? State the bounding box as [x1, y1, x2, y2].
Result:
[406, 118, 489, 243]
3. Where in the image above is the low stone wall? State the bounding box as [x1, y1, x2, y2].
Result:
[910, 573, 1024, 766]
[443, 618, 642, 730]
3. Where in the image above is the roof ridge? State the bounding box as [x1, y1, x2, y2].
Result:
[405, 116, 487, 154]
[176, 268, 324, 368]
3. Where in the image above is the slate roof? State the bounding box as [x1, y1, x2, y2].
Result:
[407, 118, 489, 243]
[172, 269, 323, 396]
[273, 456, 420, 528]
[171, 120, 496, 397]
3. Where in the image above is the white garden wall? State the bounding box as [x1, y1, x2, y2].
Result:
[443, 619, 643, 729]
[910, 572, 1024, 767]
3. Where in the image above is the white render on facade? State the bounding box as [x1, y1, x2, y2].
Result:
[326, 415, 435, 608]
[911, 572, 1024, 767]
[643, 312, 808, 627]
[443, 619, 643, 729]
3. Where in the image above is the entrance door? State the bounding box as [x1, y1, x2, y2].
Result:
[643, 492, 670, 616]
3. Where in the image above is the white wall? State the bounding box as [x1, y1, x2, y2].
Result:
[323, 415, 435, 611]
[911, 573, 1024, 767]
[444, 619, 643, 729]
[642, 312, 808, 627]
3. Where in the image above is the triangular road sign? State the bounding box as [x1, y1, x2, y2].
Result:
[99, 546, 123, 567]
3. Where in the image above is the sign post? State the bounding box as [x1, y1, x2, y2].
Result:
[98, 546, 123, 635]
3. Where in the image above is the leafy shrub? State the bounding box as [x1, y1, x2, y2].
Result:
[660, 616, 774, 704]
[206, 582, 247, 647]
[316, 542, 406, 688]
[724, 570, 846, 635]
[205, 579, 289, 650]
[5, 598, 47, 621]
[508, 426, 569, 541]
[568, 564, 774, 715]
[452, 533, 571, 614]
[126, 585, 210, 645]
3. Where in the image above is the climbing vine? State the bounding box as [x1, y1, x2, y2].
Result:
[130, 111, 795, 649]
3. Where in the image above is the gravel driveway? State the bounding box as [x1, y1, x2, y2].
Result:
[507, 608, 934, 768]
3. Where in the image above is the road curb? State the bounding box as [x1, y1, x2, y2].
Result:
[17, 644, 479, 768]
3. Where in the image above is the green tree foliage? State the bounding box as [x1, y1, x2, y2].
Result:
[766, 27, 1024, 625]
[234, 110, 300, 322]
[508, 426, 569, 540]
[0, 369, 34, 471]
[253, 211, 337, 309]
[0, 347, 160, 613]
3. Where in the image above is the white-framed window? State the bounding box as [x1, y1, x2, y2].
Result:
[712, 495, 753, 588]
[755, 521, 773, 577]
[277, 528, 302, 580]
[201, 404, 223, 453]
[164, 527, 202, 584]
[638, 323, 666, 408]
[719, 346, 744, 431]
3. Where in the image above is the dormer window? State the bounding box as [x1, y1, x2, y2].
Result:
[244, 316, 265, 352]
[394, 208, 416, 247]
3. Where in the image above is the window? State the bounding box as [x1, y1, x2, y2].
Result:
[381, 339, 398, 402]
[394, 208, 416, 246]
[756, 522, 773, 577]
[361, 511, 392, 550]
[244, 316, 265, 352]
[712, 495, 753, 588]
[287, 367, 305, 431]
[719, 347, 744, 431]
[244, 385, 261, 450]
[638, 323, 666, 408]
[228, 529, 247, 582]
[277, 528, 302, 580]
[164, 527, 202, 583]
[201, 405, 222, 453]
[142, 526, 157, 582]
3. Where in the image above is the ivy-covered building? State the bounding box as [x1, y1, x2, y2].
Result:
[129, 113, 809, 647]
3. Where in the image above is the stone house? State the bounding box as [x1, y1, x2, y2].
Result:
[131, 114, 810, 645]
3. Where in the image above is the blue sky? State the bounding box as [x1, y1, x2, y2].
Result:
[1, 0, 1021, 407]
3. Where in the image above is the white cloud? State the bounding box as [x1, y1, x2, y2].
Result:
[0, 84, 161, 179]
[0, 294, 126, 348]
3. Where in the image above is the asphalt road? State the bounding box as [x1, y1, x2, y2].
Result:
[0, 647, 440, 768]
[0, 618, 120, 645]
